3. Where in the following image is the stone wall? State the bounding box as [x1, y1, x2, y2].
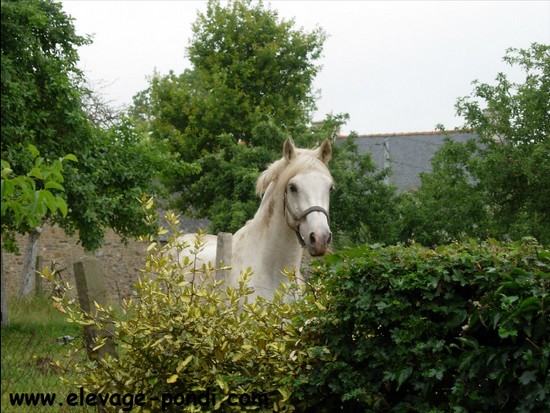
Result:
[2, 225, 149, 304]
[3, 220, 315, 305]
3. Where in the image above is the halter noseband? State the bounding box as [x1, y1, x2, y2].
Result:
[284, 189, 330, 247]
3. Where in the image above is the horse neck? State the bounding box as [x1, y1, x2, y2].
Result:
[245, 185, 303, 269]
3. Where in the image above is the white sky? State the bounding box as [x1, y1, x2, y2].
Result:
[61, 0, 550, 135]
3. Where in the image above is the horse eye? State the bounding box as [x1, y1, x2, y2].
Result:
[289, 183, 298, 193]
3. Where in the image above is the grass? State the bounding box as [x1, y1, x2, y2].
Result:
[1, 294, 91, 412]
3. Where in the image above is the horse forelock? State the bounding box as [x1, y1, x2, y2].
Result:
[255, 148, 332, 200]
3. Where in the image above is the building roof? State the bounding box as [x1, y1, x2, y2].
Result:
[336, 129, 472, 139]
[335, 130, 477, 192]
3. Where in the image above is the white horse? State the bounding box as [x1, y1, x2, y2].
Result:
[176, 138, 334, 298]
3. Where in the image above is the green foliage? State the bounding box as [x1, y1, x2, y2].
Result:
[187, 0, 325, 141]
[1, 0, 91, 162]
[178, 138, 277, 233]
[51, 201, 549, 411]
[57, 208, 320, 412]
[299, 239, 550, 412]
[456, 43, 550, 244]
[1, 0, 164, 250]
[401, 43, 550, 246]
[130, 0, 326, 232]
[58, 116, 166, 249]
[397, 138, 488, 246]
[1, 145, 75, 252]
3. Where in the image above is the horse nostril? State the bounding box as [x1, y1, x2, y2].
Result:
[309, 232, 316, 244]
[327, 232, 332, 245]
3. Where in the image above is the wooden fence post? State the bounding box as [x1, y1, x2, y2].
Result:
[34, 255, 44, 296]
[216, 232, 233, 282]
[73, 256, 116, 361]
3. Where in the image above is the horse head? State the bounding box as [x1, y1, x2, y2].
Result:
[280, 138, 334, 256]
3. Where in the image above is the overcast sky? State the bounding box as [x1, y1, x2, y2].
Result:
[61, 1, 549, 135]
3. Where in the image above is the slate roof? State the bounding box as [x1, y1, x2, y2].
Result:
[336, 131, 477, 192]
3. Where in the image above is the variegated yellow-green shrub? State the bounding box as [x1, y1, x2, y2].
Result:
[53, 203, 327, 412]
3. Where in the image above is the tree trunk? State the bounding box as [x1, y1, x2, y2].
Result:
[19, 227, 42, 297]
[1, 250, 8, 327]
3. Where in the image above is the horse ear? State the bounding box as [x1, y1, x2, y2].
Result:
[283, 138, 296, 162]
[318, 139, 332, 164]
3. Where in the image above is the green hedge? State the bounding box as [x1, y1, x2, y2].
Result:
[297, 238, 550, 412]
[55, 226, 549, 412]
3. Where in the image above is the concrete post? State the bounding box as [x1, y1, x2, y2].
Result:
[215, 232, 233, 283]
[73, 256, 116, 361]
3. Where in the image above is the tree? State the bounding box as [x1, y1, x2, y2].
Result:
[396, 138, 488, 246]
[58, 116, 166, 248]
[1, 0, 93, 298]
[1, 0, 92, 162]
[1, 0, 165, 296]
[455, 43, 550, 244]
[130, 0, 326, 232]
[1, 0, 165, 249]
[187, 0, 325, 143]
[399, 43, 550, 245]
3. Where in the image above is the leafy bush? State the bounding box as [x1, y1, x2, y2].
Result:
[54, 203, 549, 412]
[299, 238, 550, 412]
[57, 210, 319, 412]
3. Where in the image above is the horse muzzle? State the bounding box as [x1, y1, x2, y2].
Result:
[307, 229, 332, 256]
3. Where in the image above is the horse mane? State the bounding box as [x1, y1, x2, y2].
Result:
[256, 147, 329, 198]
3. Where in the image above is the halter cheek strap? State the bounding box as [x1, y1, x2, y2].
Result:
[284, 190, 330, 247]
